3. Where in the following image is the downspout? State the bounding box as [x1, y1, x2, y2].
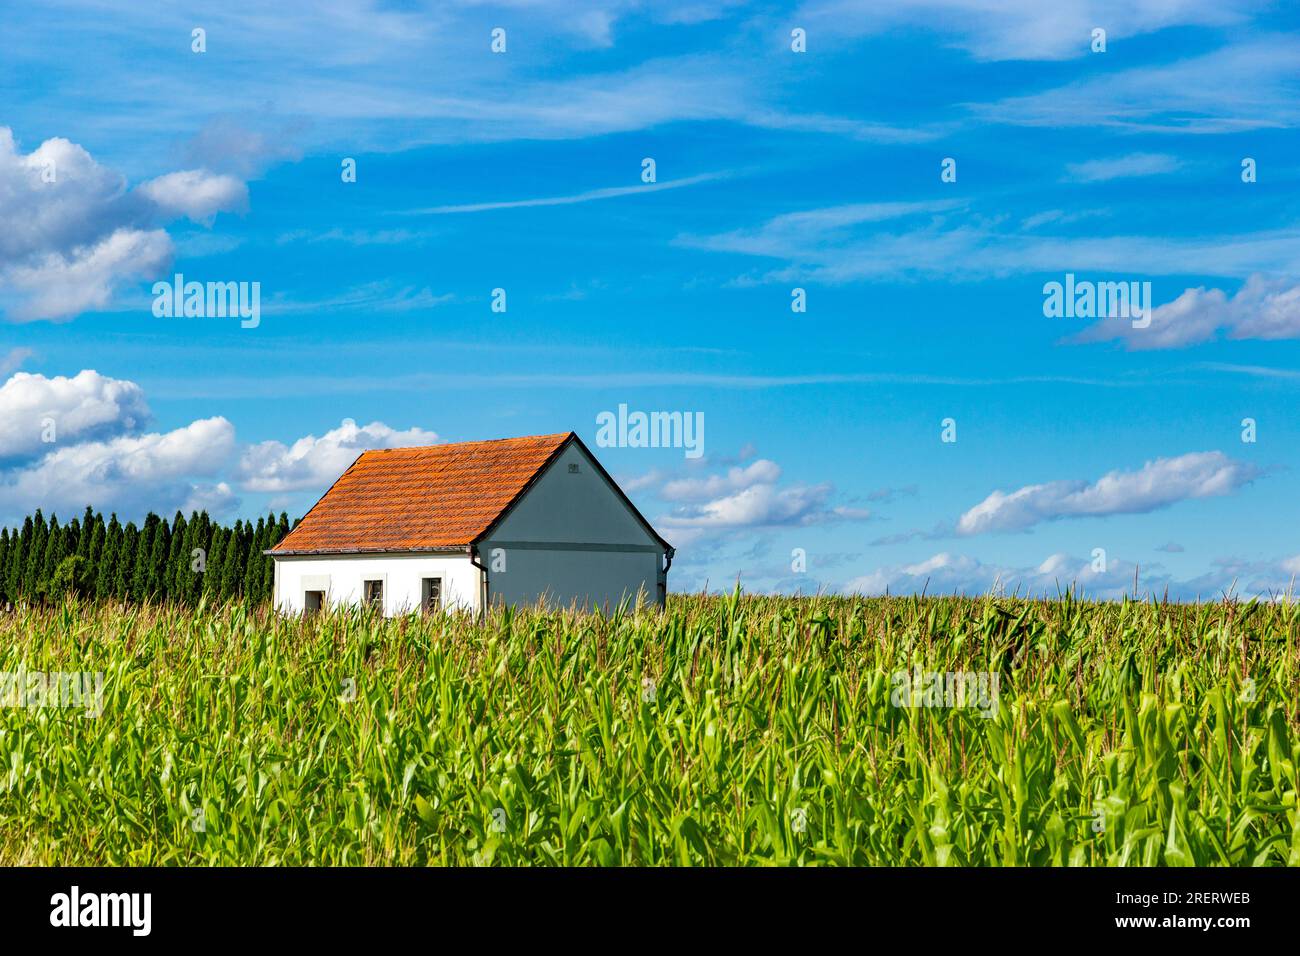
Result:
[659, 546, 675, 608]
[468, 544, 489, 616]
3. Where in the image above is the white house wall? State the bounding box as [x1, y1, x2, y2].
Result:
[274, 552, 478, 615]
[480, 442, 666, 610]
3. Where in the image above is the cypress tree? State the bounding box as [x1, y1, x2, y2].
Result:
[38, 514, 64, 601]
[98, 514, 122, 601]
[114, 523, 138, 601]
[175, 513, 195, 603]
[76, 507, 95, 560]
[0, 528, 9, 603]
[10, 517, 31, 601]
[204, 527, 226, 600]
[86, 516, 106, 599]
[244, 516, 266, 603]
[24, 509, 47, 597]
[66, 517, 81, 561]
[166, 511, 187, 600]
[146, 519, 170, 601]
[131, 514, 157, 603]
[219, 520, 243, 598]
[192, 512, 213, 602]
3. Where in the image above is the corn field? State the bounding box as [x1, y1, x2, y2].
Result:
[0, 591, 1297, 865]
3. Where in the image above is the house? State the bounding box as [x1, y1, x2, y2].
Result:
[267, 432, 674, 615]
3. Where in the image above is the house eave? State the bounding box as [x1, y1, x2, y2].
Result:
[266, 545, 472, 557]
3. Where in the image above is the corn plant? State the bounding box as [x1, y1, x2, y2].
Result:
[0, 591, 1295, 865]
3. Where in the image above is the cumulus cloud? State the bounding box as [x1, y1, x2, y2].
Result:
[956, 451, 1258, 535]
[648, 452, 870, 544]
[138, 169, 248, 224]
[238, 418, 439, 492]
[845, 548, 1300, 601]
[661, 459, 782, 501]
[0, 370, 150, 461]
[0, 369, 445, 524]
[6, 228, 172, 321]
[844, 551, 1145, 599]
[0, 127, 246, 322]
[0, 416, 237, 519]
[1074, 275, 1300, 350]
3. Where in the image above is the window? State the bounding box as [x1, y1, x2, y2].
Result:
[304, 590, 324, 614]
[364, 579, 384, 610]
[422, 577, 443, 613]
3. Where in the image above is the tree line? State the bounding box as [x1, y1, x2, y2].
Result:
[0, 508, 293, 606]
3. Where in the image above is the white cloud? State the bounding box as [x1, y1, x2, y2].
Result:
[0, 416, 237, 519]
[845, 548, 1300, 601]
[1074, 275, 1300, 350]
[138, 169, 248, 224]
[180, 118, 304, 179]
[263, 282, 455, 316]
[973, 36, 1300, 131]
[0, 369, 450, 522]
[0, 127, 246, 322]
[238, 417, 439, 492]
[402, 171, 728, 215]
[684, 196, 1300, 285]
[651, 454, 870, 543]
[2, 5, 926, 158]
[1064, 152, 1181, 182]
[798, 0, 1255, 62]
[0, 370, 150, 460]
[678, 200, 963, 264]
[956, 451, 1258, 535]
[843, 550, 1146, 599]
[661, 459, 782, 501]
[0, 348, 32, 378]
[5, 228, 172, 321]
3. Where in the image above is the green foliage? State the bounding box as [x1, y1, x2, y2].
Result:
[0, 508, 289, 608]
[0, 593, 1296, 865]
[46, 555, 89, 600]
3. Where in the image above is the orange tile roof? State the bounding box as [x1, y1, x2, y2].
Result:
[269, 432, 574, 554]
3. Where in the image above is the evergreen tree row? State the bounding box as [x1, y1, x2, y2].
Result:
[0, 508, 292, 606]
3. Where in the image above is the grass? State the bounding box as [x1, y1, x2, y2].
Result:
[0, 590, 1297, 865]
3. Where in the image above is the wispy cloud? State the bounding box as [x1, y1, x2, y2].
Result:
[799, 0, 1259, 62]
[1064, 153, 1182, 183]
[0, 348, 32, 378]
[263, 282, 455, 315]
[400, 171, 729, 216]
[971, 36, 1300, 132]
[684, 198, 1300, 284]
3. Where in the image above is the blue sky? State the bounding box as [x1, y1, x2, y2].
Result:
[1, 1, 1298, 598]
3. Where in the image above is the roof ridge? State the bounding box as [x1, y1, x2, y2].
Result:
[360, 431, 574, 457]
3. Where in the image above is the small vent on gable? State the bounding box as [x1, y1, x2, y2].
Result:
[568, 463, 580, 474]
